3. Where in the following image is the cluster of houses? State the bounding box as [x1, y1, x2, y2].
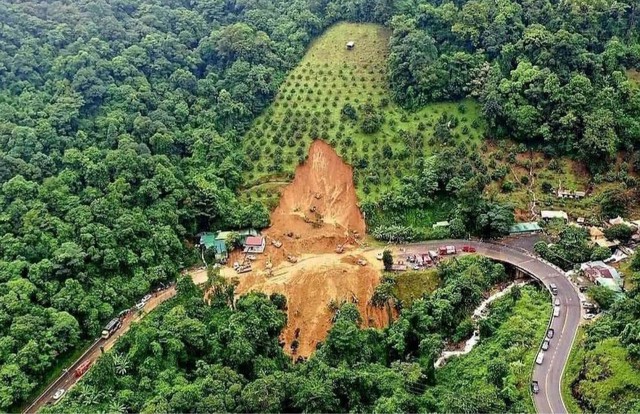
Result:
[510, 210, 640, 294]
[198, 229, 266, 259]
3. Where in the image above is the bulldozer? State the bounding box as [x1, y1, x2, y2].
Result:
[335, 244, 344, 254]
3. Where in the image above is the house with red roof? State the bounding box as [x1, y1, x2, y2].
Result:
[243, 236, 266, 254]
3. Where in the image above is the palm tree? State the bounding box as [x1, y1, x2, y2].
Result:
[107, 401, 127, 414]
[111, 352, 130, 376]
[77, 384, 102, 406]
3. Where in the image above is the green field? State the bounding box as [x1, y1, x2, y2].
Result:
[240, 22, 485, 208]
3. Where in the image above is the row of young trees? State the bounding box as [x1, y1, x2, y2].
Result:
[47, 256, 534, 413]
[387, 0, 640, 171]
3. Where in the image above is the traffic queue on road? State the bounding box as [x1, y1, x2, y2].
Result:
[48, 282, 175, 405]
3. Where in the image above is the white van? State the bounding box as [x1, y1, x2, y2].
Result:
[554, 306, 561, 317]
[536, 352, 545, 365]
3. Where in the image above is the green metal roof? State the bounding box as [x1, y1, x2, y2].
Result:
[200, 233, 217, 249]
[216, 231, 233, 240]
[509, 222, 542, 234]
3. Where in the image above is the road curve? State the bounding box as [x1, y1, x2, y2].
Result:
[404, 240, 581, 414]
[26, 241, 580, 414]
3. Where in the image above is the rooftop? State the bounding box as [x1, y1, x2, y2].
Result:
[245, 236, 264, 246]
[541, 210, 568, 220]
[509, 222, 542, 234]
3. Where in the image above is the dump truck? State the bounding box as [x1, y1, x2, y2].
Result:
[287, 255, 298, 263]
[271, 240, 282, 248]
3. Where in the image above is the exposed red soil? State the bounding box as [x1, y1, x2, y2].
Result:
[231, 140, 387, 357]
[263, 139, 366, 265]
[235, 257, 390, 357]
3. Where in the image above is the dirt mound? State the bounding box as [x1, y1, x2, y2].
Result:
[264, 140, 365, 264]
[235, 257, 390, 357]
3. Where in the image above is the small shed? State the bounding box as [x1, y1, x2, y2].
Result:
[346, 41, 355, 50]
[589, 227, 605, 241]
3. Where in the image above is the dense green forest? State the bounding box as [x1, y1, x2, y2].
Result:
[2, 0, 640, 410]
[46, 257, 551, 413]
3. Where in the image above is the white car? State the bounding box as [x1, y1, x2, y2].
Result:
[554, 298, 560, 306]
[583, 314, 595, 320]
[142, 294, 152, 303]
[135, 302, 146, 310]
[554, 306, 561, 317]
[53, 388, 65, 400]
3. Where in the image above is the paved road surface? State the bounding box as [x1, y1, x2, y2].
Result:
[26, 241, 581, 414]
[24, 288, 176, 413]
[403, 240, 581, 414]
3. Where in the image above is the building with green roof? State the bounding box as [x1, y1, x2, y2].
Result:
[509, 222, 542, 235]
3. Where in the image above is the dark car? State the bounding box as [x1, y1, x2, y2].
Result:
[547, 328, 555, 339]
[531, 381, 540, 394]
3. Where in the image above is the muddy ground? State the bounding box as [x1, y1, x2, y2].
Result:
[231, 140, 389, 357]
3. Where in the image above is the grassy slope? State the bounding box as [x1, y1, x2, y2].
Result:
[435, 286, 550, 413]
[562, 330, 640, 413]
[391, 269, 440, 305]
[562, 327, 585, 414]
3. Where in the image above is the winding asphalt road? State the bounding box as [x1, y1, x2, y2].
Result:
[404, 240, 582, 414]
[25, 240, 580, 413]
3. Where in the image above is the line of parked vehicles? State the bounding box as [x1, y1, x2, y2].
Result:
[376, 245, 477, 270]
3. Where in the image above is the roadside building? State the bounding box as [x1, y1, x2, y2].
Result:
[557, 189, 586, 199]
[541, 210, 568, 222]
[509, 222, 542, 235]
[580, 261, 623, 290]
[199, 231, 231, 257]
[237, 229, 258, 245]
[244, 236, 266, 254]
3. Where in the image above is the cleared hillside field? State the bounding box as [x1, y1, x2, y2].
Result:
[240, 22, 485, 209]
[241, 22, 636, 224]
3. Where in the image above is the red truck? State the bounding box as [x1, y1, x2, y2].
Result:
[74, 360, 92, 378]
[461, 245, 476, 253]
